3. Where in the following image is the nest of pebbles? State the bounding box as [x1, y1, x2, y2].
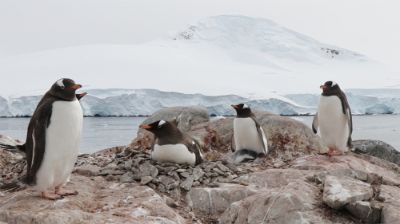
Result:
[0, 150, 26, 189]
[94, 148, 254, 198]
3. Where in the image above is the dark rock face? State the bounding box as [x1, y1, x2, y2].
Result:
[353, 140, 400, 166]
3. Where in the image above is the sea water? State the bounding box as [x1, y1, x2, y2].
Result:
[1, 115, 399, 153]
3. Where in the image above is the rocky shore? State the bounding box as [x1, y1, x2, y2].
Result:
[1, 106, 400, 224]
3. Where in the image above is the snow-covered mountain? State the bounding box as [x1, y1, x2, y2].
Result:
[0, 15, 397, 99]
[0, 15, 398, 116]
[1, 88, 400, 117]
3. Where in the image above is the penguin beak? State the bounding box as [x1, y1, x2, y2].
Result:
[71, 84, 82, 90]
[140, 124, 153, 130]
[320, 85, 328, 91]
[231, 104, 239, 109]
[77, 92, 88, 99]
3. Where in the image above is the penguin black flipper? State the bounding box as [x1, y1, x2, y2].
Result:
[25, 94, 55, 184]
[230, 133, 235, 152]
[183, 135, 203, 165]
[338, 90, 353, 148]
[250, 116, 268, 154]
[346, 106, 353, 148]
[312, 113, 319, 134]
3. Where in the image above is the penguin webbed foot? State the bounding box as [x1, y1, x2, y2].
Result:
[55, 186, 78, 196]
[41, 191, 64, 200]
[327, 147, 344, 157]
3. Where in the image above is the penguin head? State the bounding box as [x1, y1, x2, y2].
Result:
[231, 103, 252, 117]
[50, 78, 84, 101]
[140, 119, 180, 138]
[320, 81, 340, 94]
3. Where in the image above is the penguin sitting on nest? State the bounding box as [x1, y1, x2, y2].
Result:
[231, 103, 268, 163]
[312, 81, 353, 156]
[0, 78, 86, 200]
[140, 119, 203, 165]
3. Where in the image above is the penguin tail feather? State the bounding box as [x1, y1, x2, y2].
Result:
[234, 149, 260, 163]
[0, 143, 26, 153]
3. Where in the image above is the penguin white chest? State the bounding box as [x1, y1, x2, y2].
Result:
[318, 96, 350, 152]
[152, 144, 196, 165]
[36, 99, 83, 191]
[233, 118, 266, 154]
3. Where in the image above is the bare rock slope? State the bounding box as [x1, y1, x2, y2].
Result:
[1, 107, 400, 224]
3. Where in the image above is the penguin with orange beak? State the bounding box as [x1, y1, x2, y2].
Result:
[140, 119, 203, 165]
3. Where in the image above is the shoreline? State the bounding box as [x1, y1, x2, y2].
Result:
[0, 113, 398, 119]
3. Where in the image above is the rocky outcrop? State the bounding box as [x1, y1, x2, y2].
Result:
[0, 174, 190, 224]
[353, 140, 400, 166]
[322, 175, 373, 209]
[380, 185, 400, 223]
[2, 107, 400, 224]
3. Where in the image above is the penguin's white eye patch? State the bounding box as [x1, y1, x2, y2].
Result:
[243, 104, 249, 109]
[57, 79, 65, 89]
[331, 82, 337, 87]
[158, 120, 166, 127]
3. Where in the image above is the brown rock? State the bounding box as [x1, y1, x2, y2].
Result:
[219, 181, 324, 224]
[380, 185, 400, 224]
[0, 175, 188, 224]
[187, 183, 257, 215]
[323, 175, 373, 210]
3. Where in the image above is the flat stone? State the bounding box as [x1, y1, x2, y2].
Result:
[158, 175, 177, 190]
[216, 163, 230, 172]
[119, 172, 134, 183]
[74, 165, 100, 177]
[380, 185, 400, 224]
[180, 177, 194, 191]
[140, 176, 153, 185]
[139, 163, 159, 178]
[323, 175, 373, 210]
[187, 183, 257, 215]
[345, 201, 382, 224]
[179, 172, 190, 178]
[220, 181, 320, 224]
[124, 160, 133, 170]
[192, 167, 205, 181]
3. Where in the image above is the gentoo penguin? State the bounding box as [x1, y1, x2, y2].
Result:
[2, 78, 86, 199]
[312, 81, 353, 156]
[140, 119, 203, 165]
[231, 103, 268, 163]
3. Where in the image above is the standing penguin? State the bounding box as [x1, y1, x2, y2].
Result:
[140, 119, 203, 165]
[312, 81, 353, 156]
[2, 78, 86, 199]
[231, 103, 268, 163]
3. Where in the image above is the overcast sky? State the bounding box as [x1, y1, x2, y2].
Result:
[0, 0, 399, 69]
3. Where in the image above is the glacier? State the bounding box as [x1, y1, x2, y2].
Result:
[0, 88, 399, 117]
